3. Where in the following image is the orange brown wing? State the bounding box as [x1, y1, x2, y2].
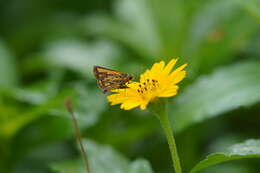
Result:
[93, 66, 131, 93]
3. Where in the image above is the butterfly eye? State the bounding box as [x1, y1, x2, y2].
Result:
[129, 76, 133, 80]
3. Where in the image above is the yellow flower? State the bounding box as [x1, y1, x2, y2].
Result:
[107, 58, 187, 110]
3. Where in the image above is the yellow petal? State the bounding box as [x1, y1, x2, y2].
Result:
[163, 59, 178, 74]
[120, 101, 141, 110]
[150, 61, 165, 74]
[107, 94, 124, 105]
[158, 85, 179, 97]
[171, 71, 186, 84]
[170, 64, 187, 75]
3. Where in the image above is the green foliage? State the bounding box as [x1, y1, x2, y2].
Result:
[42, 40, 121, 76]
[50, 140, 153, 173]
[190, 139, 260, 173]
[0, 0, 259, 172]
[85, 0, 259, 74]
[171, 60, 260, 133]
[240, 0, 260, 21]
[0, 40, 17, 88]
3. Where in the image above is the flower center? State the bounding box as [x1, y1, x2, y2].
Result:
[137, 79, 159, 95]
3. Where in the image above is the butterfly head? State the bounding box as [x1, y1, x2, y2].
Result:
[124, 73, 134, 81]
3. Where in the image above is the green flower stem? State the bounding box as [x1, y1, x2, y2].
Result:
[150, 99, 182, 173]
[159, 110, 182, 173]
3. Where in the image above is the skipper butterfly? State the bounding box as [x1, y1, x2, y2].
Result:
[93, 66, 133, 93]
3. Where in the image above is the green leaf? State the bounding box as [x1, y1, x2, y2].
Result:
[10, 70, 63, 105]
[0, 40, 18, 88]
[0, 89, 74, 139]
[171, 61, 260, 133]
[240, 0, 260, 21]
[84, 0, 161, 58]
[13, 115, 72, 153]
[184, 0, 259, 74]
[71, 83, 107, 129]
[189, 139, 260, 173]
[42, 39, 121, 77]
[0, 82, 105, 140]
[50, 140, 153, 173]
[12, 142, 75, 173]
[199, 164, 251, 173]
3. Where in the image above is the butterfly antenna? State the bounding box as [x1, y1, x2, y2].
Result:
[64, 97, 91, 173]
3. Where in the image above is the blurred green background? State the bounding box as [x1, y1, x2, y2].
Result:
[0, 0, 260, 172]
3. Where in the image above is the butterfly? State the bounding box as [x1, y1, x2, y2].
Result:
[93, 66, 133, 93]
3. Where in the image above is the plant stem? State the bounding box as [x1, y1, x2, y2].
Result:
[65, 98, 91, 173]
[158, 111, 182, 173]
[150, 99, 182, 173]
